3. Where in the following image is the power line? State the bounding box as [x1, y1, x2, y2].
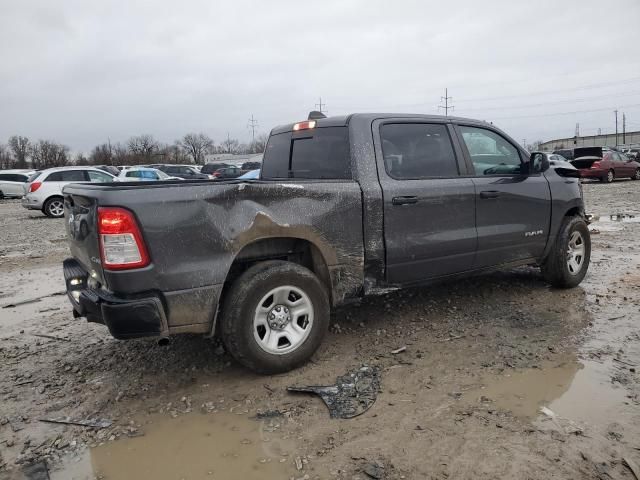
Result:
[456, 89, 640, 113]
[247, 114, 259, 143]
[488, 102, 640, 121]
[455, 76, 640, 103]
[329, 76, 640, 112]
[438, 88, 454, 116]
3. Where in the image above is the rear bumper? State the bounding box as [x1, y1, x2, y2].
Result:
[22, 195, 43, 209]
[63, 258, 168, 339]
[577, 168, 606, 179]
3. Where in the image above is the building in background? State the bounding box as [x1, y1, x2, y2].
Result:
[539, 130, 640, 151]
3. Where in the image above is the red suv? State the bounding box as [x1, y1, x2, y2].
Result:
[568, 147, 640, 183]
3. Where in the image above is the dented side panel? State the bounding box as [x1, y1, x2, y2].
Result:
[65, 181, 365, 326]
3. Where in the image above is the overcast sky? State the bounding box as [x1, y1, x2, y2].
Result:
[1, 0, 639, 152]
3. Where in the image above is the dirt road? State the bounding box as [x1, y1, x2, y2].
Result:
[1, 180, 639, 479]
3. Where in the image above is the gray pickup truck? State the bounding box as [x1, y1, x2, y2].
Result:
[62, 113, 590, 373]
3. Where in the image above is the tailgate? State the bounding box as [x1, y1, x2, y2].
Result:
[63, 192, 105, 284]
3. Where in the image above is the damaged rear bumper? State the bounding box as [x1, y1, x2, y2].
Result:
[63, 258, 168, 339]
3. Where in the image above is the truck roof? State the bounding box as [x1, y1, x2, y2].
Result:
[270, 113, 491, 135]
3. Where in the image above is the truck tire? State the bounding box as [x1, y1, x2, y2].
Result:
[43, 196, 65, 218]
[540, 216, 590, 288]
[220, 260, 330, 374]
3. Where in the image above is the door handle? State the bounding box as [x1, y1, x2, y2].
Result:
[479, 190, 500, 199]
[392, 196, 418, 205]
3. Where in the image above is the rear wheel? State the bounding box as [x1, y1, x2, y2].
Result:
[541, 216, 591, 288]
[220, 260, 330, 374]
[632, 168, 640, 180]
[603, 169, 614, 183]
[43, 197, 64, 218]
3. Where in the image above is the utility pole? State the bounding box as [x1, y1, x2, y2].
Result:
[614, 110, 619, 147]
[247, 114, 259, 143]
[623, 113, 626, 145]
[438, 88, 454, 116]
[315, 97, 327, 115]
[226, 132, 231, 154]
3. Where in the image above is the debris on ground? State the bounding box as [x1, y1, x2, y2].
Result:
[390, 346, 406, 354]
[362, 462, 384, 479]
[22, 461, 50, 480]
[39, 417, 112, 429]
[287, 366, 381, 419]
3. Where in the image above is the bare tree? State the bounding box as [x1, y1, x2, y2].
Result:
[247, 133, 268, 154]
[219, 136, 240, 154]
[89, 143, 114, 165]
[74, 152, 89, 165]
[127, 135, 159, 164]
[162, 143, 191, 164]
[0, 143, 15, 169]
[180, 133, 214, 165]
[112, 143, 130, 165]
[30, 140, 70, 169]
[8, 136, 30, 168]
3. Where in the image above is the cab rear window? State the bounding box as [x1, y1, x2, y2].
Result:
[261, 127, 351, 179]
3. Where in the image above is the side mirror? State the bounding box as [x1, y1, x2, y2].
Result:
[529, 152, 548, 173]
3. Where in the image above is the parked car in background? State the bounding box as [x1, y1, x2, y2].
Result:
[156, 164, 212, 180]
[201, 162, 230, 175]
[241, 161, 262, 170]
[22, 167, 117, 217]
[117, 167, 183, 182]
[532, 153, 577, 172]
[621, 147, 640, 160]
[95, 165, 121, 176]
[570, 147, 640, 182]
[237, 169, 260, 180]
[212, 166, 245, 179]
[0, 169, 35, 198]
[553, 148, 575, 160]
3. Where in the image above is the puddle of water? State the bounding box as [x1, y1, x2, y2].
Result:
[50, 411, 297, 480]
[588, 212, 640, 232]
[471, 358, 581, 418]
[470, 356, 631, 430]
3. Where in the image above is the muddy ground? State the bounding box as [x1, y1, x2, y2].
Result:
[1, 180, 639, 480]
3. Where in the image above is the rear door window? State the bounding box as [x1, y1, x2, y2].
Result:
[45, 170, 88, 182]
[379, 123, 459, 178]
[459, 126, 523, 175]
[262, 127, 351, 179]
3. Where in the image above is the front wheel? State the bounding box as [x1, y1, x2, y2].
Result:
[541, 216, 591, 288]
[220, 260, 330, 374]
[43, 197, 65, 218]
[632, 168, 640, 181]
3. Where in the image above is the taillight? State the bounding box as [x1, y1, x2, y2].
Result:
[591, 161, 601, 169]
[213, 171, 221, 177]
[97, 207, 150, 270]
[29, 182, 42, 193]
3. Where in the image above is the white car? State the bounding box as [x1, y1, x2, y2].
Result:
[0, 169, 35, 199]
[117, 167, 183, 181]
[22, 166, 117, 218]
